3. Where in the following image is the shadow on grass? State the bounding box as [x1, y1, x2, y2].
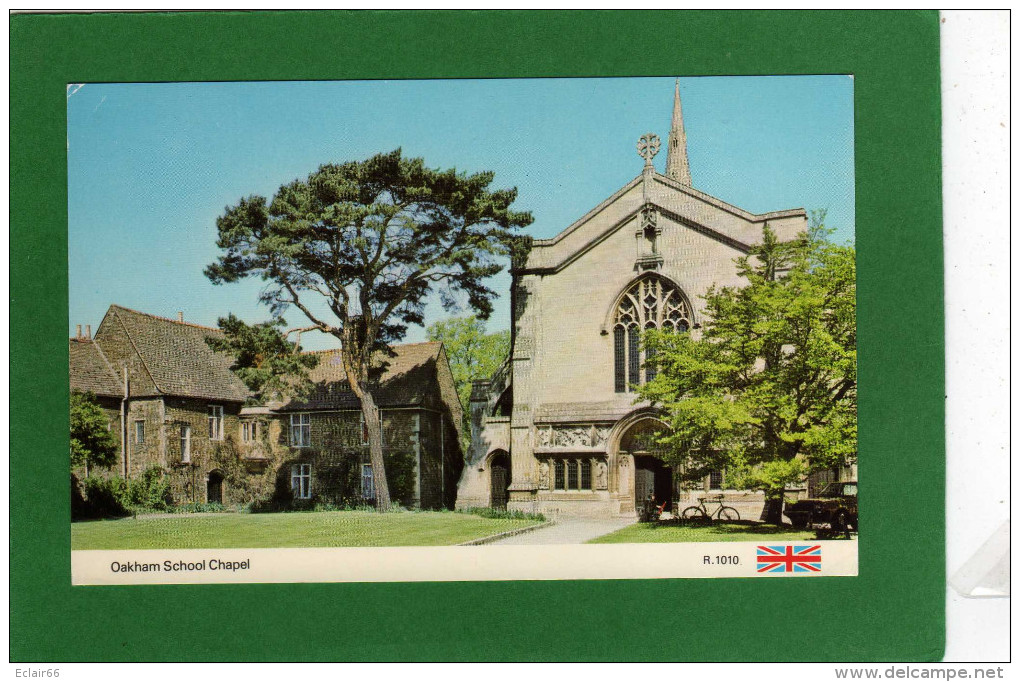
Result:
[653, 519, 855, 540]
[653, 520, 801, 535]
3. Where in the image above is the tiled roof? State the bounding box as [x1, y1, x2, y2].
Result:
[69, 339, 122, 398]
[278, 341, 443, 411]
[106, 305, 251, 403]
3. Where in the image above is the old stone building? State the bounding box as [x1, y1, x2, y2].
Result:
[70, 305, 463, 509]
[261, 342, 463, 509]
[69, 329, 125, 471]
[70, 304, 251, 504]
[457, 83, 819, 518]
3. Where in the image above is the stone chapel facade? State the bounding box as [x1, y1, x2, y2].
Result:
[457, 83, 811, 518]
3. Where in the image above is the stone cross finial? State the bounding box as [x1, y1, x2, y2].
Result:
[636, 133, 661, 168]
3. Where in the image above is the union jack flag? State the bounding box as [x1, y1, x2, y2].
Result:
[756, 545, 822, 573]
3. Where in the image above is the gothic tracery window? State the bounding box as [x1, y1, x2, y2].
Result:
[613, 276, 692, 392]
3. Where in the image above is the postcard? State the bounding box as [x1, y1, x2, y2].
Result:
[67, 75, 858, 585]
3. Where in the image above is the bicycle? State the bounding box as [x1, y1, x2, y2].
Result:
[681, 495, 740, 522]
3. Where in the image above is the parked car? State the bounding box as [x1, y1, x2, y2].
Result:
[785, 481, 858, 535]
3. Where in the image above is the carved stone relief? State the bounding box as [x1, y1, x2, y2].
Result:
[617, 454, 632, 495]
[536, 424, 614, 449]
[538, 460, 550, 490]
[553, 426, 591, 448]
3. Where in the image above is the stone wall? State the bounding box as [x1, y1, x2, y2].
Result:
[266, 408, 456, 509]
[76, 401, 460, 509]
[162, 397, 243, 505]
[125, 398, 166, 476]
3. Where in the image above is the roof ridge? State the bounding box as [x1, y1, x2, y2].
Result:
[653, 172, 806, 221]
[90, 337, 122, 388]
[531, 175, 643, 247]
[109, 303, 223, 332]
[110, 307, 163, 396]
[386, 340, 441, 350]
[299, 340, 441, 356]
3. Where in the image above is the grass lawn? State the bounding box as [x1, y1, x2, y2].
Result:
[588, 521, 818, 544]
[71, 511, 543, 550]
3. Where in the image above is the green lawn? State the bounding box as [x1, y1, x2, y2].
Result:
[71, 511, 542, 550]
[588, 521, 818, 544]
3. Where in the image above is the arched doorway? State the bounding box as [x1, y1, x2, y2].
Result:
[207, 470, 224, 505]
[633, 456, 672, 509]
[489, 451, 510, 510]
[616, 415, 673, 511]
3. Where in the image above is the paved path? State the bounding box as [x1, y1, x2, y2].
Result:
[490, 516, 636, 545]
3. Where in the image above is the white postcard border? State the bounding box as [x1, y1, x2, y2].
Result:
[72, 540, 858, 585]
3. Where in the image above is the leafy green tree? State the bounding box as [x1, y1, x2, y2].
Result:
[206, 149, 532, 509]
[70, 391, 118, 475]
[639, 216, 856, 523]
[205, 314, 320, 404]
[426, 316, 511, 450]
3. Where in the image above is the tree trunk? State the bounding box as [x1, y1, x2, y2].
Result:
[359, 390, 391, 511]
[762, 492, 785, 525]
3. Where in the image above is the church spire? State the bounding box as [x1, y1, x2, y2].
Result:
[666, 78, 692, 186]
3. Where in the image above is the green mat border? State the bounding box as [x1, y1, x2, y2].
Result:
[10, 10, 944, 662]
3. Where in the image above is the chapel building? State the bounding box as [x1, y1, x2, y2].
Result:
[457, 82, 810, 518]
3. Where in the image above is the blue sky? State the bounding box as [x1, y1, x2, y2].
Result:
[68, 76, 854, 350]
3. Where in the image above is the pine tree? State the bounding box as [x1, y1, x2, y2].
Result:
[206, 149, 532, 509]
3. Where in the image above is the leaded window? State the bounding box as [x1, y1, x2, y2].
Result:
[290, 413, 311, 447]
[208, 405, 224, 440]
[361, 464, 375, 500]
[553, 460, 594, 492]
[613, 277, 693, 392]
[241, 420, 259, 443]
[180, 425, 191, 463]
[613, 327, 626, 392]
[627, 327, 640, 387]
[291, 463, 312, 499]
[645, 342, 658, 384]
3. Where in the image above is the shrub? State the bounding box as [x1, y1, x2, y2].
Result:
[458, 507, 546, 522]
[70, 474, 88, 519]
[248, 497, 291, 514]
[70, 391, 118, 473]
[76, 476, 130, 519]
[126, 465, 173, 511]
